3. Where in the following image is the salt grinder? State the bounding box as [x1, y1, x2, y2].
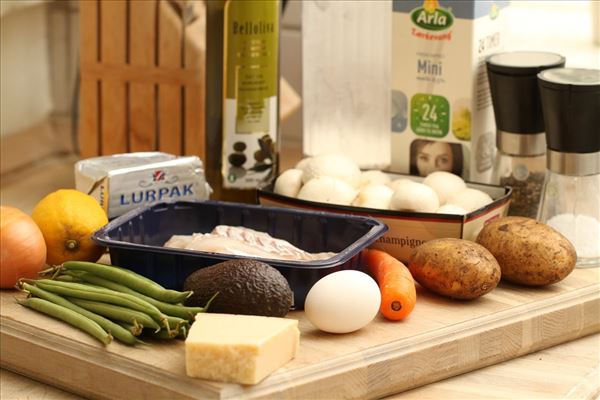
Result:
[486, 51, 565, 218]
[537, 68, 600, 267]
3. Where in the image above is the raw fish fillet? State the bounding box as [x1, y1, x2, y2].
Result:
[164, 225, 336, 261]
[163, 235, 194, 249]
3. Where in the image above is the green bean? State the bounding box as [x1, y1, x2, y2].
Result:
[165, 315, 190, 332]
[117, 321, 143, 337]
[93, 262, 165, 287]
[20, 283, 140, 346]
[146, 328, 179, 340]
[61, 261, 192, 303]
[55, 274, 78, 283]
[67, 298, 161, 331]
[62, 271, 205, 320]
[144, 325, 187, 340]
[33, 280, 167, 326]
[36, 279, 154, 308]
[176, 322, 188, 338]
[17, 297, 112, 345]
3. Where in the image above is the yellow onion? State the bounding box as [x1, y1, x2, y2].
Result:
[0, 206, 46, 288]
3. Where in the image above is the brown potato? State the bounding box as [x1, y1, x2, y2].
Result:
[475, 216, 576, 286]
[409, 238, 501, 300]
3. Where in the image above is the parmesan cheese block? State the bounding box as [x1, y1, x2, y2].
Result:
[185, 313, 300, 385]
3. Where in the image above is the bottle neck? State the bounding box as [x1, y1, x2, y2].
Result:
[547, 149, 600, 176]
[496, 130, 546, 157]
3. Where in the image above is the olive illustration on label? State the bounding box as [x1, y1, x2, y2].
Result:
[228, 152, 247, 168]
[233, 141, 247, 152]
[248, 134, 276, 179]
[258, 135, 275, 156]
[254, 149, 268, 163]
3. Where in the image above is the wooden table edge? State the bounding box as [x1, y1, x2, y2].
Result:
[1, 282, 598, 400]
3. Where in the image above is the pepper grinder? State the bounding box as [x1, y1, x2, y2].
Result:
[486, 51, 565, 218]
[537, 68, 600, 267]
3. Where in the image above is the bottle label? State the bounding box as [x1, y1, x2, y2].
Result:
[222, 0, 279, 189]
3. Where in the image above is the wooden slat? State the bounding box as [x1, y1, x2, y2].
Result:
[100, 0, 128, 155]
[80, 63, 201, 86]
[79, 0, 99, 158]
[183, 0, 206, 160]
[158, 0, 183, 154]
[129, 0, 157, 152]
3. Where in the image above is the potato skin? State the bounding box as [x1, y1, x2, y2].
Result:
[475, 216, 576, 286]
[409, 238, 501, 300]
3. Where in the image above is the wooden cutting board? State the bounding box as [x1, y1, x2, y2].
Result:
[1, 268, 599, 400]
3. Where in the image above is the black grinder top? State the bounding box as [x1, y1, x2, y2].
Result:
[487, 51, 566, 135]
[538, 68, 600, 154]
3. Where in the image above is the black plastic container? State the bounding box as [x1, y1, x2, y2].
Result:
[92, 201, 388, 309]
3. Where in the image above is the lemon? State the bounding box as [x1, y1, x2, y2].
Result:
[32, 189, 108, 265]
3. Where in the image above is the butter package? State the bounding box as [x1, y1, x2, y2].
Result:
[75, 152, 211, 219]
[391, 0, 509, 183]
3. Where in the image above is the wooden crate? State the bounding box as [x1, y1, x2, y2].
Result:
[78, 0, 205, 160]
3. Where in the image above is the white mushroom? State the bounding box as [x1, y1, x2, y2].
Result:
[357, 170, 392, 189]
[423, 171, 467, 205]
[446, 188, 493, 212]
[352, 184, 394, 209]
[274, 169, 304, 198]
[295, 157, 312, 171]
[297, 176, 358, 206]
[390, 181, 439, 213]
[387, 178, 413, 192]
[300, 154, 361, 187]
[436, 204, 468, 215]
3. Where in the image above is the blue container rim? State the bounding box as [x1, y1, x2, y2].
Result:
[92, 200, 389, 270]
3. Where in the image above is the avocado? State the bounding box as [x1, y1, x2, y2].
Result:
[183, 259, 293, 317]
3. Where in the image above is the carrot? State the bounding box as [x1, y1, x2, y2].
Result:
[362, 248, 416, 321]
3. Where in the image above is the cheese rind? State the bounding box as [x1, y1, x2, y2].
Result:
[185, 313, 300, 385]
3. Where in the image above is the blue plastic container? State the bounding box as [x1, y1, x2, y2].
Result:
[92, 201, 388, 309]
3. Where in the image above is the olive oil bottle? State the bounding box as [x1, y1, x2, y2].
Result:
[205, 0, 281, 203]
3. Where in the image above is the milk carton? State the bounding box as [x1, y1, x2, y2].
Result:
[391, 0, 509, 183]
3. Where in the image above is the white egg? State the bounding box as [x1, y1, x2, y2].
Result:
[423, 171, 466, 205]
[446, 188, 493, 212]
[304, 270, 381, 334]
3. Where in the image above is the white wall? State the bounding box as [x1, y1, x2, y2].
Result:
[504, 1, 599, 68]
[0, 1, 53, 137]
